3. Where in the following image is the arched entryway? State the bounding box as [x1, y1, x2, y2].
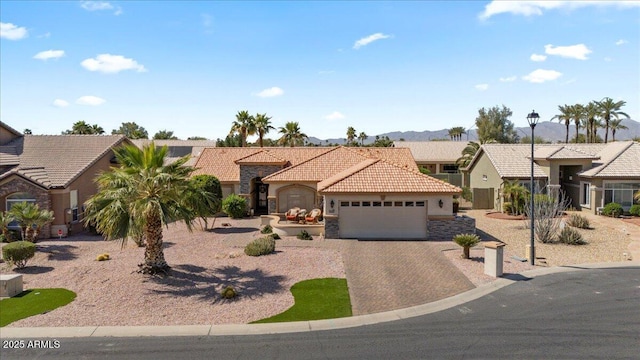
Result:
[251, 177, 269, 215]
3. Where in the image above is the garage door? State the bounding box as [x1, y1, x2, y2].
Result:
[338, 200, 427, 239]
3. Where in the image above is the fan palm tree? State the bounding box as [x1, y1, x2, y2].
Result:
[229, 110, 256, 147]
[84, 143, 214, 274]
[455, 141, 480, 168]
[609, 118, 628, 142]
[8, 202, 54, 242]
[597, 97, 630, 143]
[346, 127, 356, 146]
[551, 104, 572, 144]
[278, 122, 307, 147]
[502, 179, 528, 215]
[0, 211, 16, 242]
[254, 113, 274, 148]
[358, 132, 367, 146]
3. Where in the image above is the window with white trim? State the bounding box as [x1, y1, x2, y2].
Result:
[580, 182, 590, 207]
[70, 190, 79, 222]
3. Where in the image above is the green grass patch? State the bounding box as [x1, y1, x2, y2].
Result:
[252, 278, 351, 323]
[0, 288, 76, 327]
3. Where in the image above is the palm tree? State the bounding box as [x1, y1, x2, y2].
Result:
[635, 190, 640, 204]
[229, 110, 256, 147]
[448, 128, 455, 140]
[455, 141, 481, 168]
[278, 122, 307, 147]
[84, 143, 214, 274]
[502, 179, 528, 215]
[8, 202, 54, 242]
[569, 104, 585, 143]
[583, 101, 600, 143]
[597, 97, 630, 143]
[358, 132, 367, 146]
[91, 124, 105, 135]
[551, 104, 572, 144]
[0, 211, 16, 241]
[254, 113, 274, 148]
[609, 118, 628, 142]
[450, 126, 466, 141]
[346, 127, 356, 146]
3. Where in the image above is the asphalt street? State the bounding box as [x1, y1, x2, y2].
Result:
[2, 266, 638, 359]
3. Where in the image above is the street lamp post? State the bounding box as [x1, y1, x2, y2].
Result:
[527, 110, 540, 265]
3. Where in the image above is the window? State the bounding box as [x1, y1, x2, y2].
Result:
[351, 201, 360, 207]
[6, 193, 36, 229]
[442, 164, 459, 174]
[405, 201, 414, 207]
[604, 182, 640, 208]
[383, 201, 392, 207]
[580, 183, 590, 207]
[362, 201, 371, 207]
[70, 190, 79, 222]
[394, 201, 403, 207]
[340, 201, 349, 207]
[372, 201, 382, 207]
[416, 201, 425, 207]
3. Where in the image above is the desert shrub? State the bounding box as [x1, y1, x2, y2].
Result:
[297, 230, 313, 240]
[96, 253, 110, 261]
[261, 225, 273, 234]
[268, 232, 281, 240]
[558, 227, 586, 245]
[2, 241, 36, 269]
[525, 188, 570, 244]
[220, 286, 237, 299]
[602, 202, 623, 217]
[502, 202, 512, 214]
[452, 233, 480, 259]
[461, 186, 472, 202]
[222, 194, 247, 219]
[244, 236, 276, 256]
[566, 213, 590, 229]
[629, 204, 640, 217]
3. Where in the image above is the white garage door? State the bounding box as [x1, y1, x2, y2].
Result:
[338, 200, 427, 239]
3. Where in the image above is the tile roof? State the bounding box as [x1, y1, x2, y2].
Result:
[131, 139, 219, 148]
[0, 145, 20, 166]
[0, 121, 22, 139]
[0, 135, 128, 188]
[393, 141, 469, 162]
[579, 141, 640, 178]
[235, 150, 288, 165]
[534, 145, 600, 160]
[481, 144, 548, 178]
[318, 158, 462, 194]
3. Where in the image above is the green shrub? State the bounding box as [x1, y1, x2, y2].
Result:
[220, 286, 237, 299]
[297, 230, 313, 240]
[268, 233, 281, 240]
[261, 225, 273, 234]
[602, 202, 623, 217]
[244, 236, 276, 256]
[452, 233, 480, 259]
[629, 204, 640, 217]
[222, 194, 247, 219]
[502, 202, 512, 214]
[566, 213, 590, 229]
[2, 241, 36, 269]
[558, 226, 586, 245]
[461, 186, 472, 202]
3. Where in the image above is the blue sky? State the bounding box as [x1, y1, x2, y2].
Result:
[1, 1, 638, 141]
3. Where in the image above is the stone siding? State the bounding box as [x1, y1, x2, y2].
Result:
[324, 215, 339, 239]
[268, 198, 276, 214]
[0, 178, 52, 239]
[239, 165, 283, 194]
[427, 215, 476, 241]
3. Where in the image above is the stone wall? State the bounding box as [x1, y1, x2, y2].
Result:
[324, 215, 339, 239]
[427, 215, 476, 241]
[268, 197, 276, 214]
[0, 178, 52, 239]
[239, 165, 283, 194]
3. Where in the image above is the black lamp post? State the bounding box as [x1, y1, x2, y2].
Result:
[527, 110, 540, 265]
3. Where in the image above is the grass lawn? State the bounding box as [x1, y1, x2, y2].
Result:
[0, 288, 76, 327]
[252, 278, 351, 323]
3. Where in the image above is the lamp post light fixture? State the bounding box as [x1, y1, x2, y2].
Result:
[527, 110, 540, 265]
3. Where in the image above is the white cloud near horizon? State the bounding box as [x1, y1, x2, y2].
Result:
[530, 53, 547, 62]
[52, 99, 69, 108]
[615, 39, 628, 46]
[499, 76, 517, 82]
[479, 1, 640, 20]
[80, 1, 122, 15]
[76, 96, 106, 106]
[324, 111, 345, 121]
[255, 87, 284, 98]
[353, 33, 391, 49]
[544, 44, 591, 60]
[81, 54, 147, 73]
[475, 84, 489, 91]
[1, 22, 28, 40]
[522, 69, 562, 83]
[33, 50, 65, 60]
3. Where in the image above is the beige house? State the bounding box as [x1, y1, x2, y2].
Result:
[0, 121, 131, 237]
[394, 141, 468, 187]
[464, 141, 640, 214]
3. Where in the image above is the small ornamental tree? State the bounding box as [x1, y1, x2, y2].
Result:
[453, 233, 480, 259]
[188, 175, 223, 229]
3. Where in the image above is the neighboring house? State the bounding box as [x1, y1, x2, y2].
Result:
[464, 141, 640, 214]
[193, 146, 473, 240]
[131, 139, 218, 165]
[394, 141, 468, 187]
[0, 121, 131, 237]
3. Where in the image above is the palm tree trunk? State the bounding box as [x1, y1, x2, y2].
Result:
[140, 212, 169, 274]
[565, 123, 569, 144]
[604, 116, 609, 143]
[259, 131, 264, 147]
[463, 246, 470, 259]
[612, 129, 616, 142]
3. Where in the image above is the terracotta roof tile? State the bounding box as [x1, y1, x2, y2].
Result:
[262, 147, 368, 182]
[235, 150, 288, 165]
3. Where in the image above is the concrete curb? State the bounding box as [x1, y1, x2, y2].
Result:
[1, 261, 637, 338]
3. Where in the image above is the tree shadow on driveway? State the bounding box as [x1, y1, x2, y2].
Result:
[149, 264, 286, 303]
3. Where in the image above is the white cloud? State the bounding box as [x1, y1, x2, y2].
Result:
[76, 96, 106, 106]
[0, 22, 28, 40]
[475, 84, 489, 91]
[37, 32, 51, 39]
[479, 1, 640, 20]
[353, 33, 391, 49]
[52, 99, 69, 108]
[81, 54, 147, 73]
[615, 39, 628, 46]
[255, 87, 284, 98]
[522, 69, 562, 83]
[324, 111, 345, 121]
[499, 76, 517, 82]
[80, 1, 122, 15]
[544, 44, 592, 60]
[530, 53, 547, 62]
[33, 50, 65, 60]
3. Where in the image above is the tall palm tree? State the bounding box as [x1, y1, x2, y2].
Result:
[254, 113, 274, 148]
[358, 132, 367, 146]
[346, 127, 356, 146]
[91, 124, 105, 134]
[609, 118, 628, 142]
[278, 122, 308, 147]
[551, 104, 572, 144]
[583, 101, 600, 143]
[597, 97, 630, 143]
[229, 110, 256, 147]
[448, 128, 455, 140]
[455, 141, 481, 168]
[450, 126, 466, 141]
[569, 104, 585, 143]
[84, 143, 214, 274]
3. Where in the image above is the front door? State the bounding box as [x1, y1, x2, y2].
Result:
[254, 179, 269, 215]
